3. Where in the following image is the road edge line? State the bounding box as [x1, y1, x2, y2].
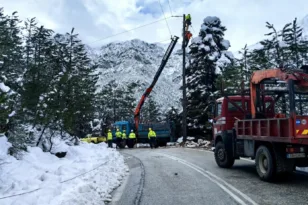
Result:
[159, 153, 258, 205]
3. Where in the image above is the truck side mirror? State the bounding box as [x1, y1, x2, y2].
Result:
[207, 103, 215, 119]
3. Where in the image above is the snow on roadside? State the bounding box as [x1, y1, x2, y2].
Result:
[175, 136, 212, 149]
[0, 135, 128, 205]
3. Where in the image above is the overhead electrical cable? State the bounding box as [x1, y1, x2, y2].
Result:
[89, 16, 172, 44]
[158, 0, 172, 37]
[152, 38, 174, 44]
[167, 0, 173, 16]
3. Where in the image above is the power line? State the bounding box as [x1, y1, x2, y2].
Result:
[89, 16, 172, 44]
[167, 0, 173, 16]
[158, 0, 172, 37]
[191, 24, 196, 34]
[152, 38, 174, 44]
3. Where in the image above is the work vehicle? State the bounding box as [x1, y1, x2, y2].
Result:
[213, 66, 308, 181]
[114, 36, 179, 147]
[113, 120, 174, 147]
[80, 134, 106, 144]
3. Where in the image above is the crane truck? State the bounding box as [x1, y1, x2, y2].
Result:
[213, 66, 308, 181]
[113, 36, 179, 148]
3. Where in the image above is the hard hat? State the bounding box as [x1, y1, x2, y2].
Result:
[131, 130, 134, 132]
[149, 128, 152, 130]
[108, 129, 111, 132]
[117, 129, 119, 131]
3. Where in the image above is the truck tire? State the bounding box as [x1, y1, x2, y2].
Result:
[255, 146, 275, 181]
[215, 141, 235, 168]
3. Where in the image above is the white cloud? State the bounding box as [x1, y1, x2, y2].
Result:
[0, 0, 307, 51]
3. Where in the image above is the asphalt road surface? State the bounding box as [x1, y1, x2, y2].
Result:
[110, 147, 308, 205]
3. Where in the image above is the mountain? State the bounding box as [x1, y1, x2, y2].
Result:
[93, 39, 183, 112]
[301, 14, 308, 37]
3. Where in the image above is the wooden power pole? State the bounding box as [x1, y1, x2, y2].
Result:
[182, 14, 187, 142]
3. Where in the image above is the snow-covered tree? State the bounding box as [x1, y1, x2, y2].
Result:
[142, 95, 161, 122]
[98, 81, 138, 123]
[282, 18, 308, 68]
[186, 16, 230, 136]
[0, 9, 28, 153]
[164, 106, 181, 138]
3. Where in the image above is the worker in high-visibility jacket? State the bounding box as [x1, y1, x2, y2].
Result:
[148, 128, 157, 149]
[122, 130, 127, 147]
[128, 130, 136, 148]
[185, 14, 191, 31]
[185, 31, 193, 47]
[115, 129, 122, 149]
[107, 129, 113, 148]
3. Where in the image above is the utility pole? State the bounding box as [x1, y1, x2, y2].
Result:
[113, 90, 116, 123]
[182, 14, 187, 142]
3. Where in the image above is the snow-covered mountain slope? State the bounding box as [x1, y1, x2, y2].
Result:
[93, 39, 183, 112]
[301, 14, 308, 37]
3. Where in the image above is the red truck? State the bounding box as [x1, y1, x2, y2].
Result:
[213, 67, 308, 181]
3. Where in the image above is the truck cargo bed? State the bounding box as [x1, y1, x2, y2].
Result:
[235, 118, 308, 145]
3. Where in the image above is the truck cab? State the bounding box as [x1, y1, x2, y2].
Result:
[213, 96, 275, 145]
[112, 121, 132, 138]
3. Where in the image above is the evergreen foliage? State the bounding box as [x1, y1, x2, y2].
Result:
[186, 16, 230, 136]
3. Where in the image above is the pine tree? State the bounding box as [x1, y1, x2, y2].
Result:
[259, 22, 285, 66]
[0, 81, 12, 133]
[118, 82, 137, 120]
[60, 28, 98, 137]
[0, 9, 25, 151]
[187, 16, 230, 136]
[142, 95, 161, 122]
[282, 18, 308, 68]
[97, 81, 139, 124]
[0, 10, 24, 90]
[165, 106, 182, 138]
[97, 81, 115, 124]
[21, 21, 55, 127]
[216, 58, 242, 93]
[247, 48, 272, 71]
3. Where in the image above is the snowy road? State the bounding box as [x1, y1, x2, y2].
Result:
[111, 148, 308, 205]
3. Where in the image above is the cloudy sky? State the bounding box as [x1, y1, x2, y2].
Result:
[1, 0, 308, 51]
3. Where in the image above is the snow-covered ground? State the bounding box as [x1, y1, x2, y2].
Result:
[0, 135, 128, 205]
[176, 137, 212, 148]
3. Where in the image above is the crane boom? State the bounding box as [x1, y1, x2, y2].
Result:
[134, 36, 179, 130]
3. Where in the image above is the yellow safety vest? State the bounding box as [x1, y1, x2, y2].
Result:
[107, 132, 113, 140]
[129, 133, 136, 139]
[116, 131, 122, 138]
[148, 130, 156, 139]
[122, 133, 127, 139]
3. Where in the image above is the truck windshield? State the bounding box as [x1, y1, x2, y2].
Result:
[215, 102, 222, 117]
[122, 125, 127, 131]
[228, 101, 248, 112]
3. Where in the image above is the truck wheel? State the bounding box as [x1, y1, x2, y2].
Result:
[215, 141, 235, 168]
[255, 146, 275, 181]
